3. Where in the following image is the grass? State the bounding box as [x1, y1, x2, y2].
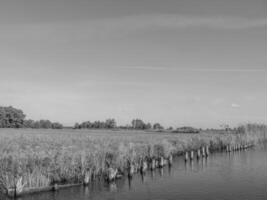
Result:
[0, 124, 266, 195]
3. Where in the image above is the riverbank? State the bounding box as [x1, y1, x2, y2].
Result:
[0, 124, 266, 197]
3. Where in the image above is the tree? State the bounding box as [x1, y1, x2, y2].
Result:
[33, 121, 41, 128]
[74, 119, 116, 129]
[74, 123, 80, 129]
[105, 119, 116, 129]
[23, 119, 35, 128]
[131, 119, 146, 129]
[39, 120, 52, 129]
[23, 119, 63, 129]
[52, 122, 63, 129]
[0, 106, 63, 129]
[80, 121, 92, 129]
[153, 123, 163, 130]
[0, 106, 26, 128]
[145, 123, 152, 129]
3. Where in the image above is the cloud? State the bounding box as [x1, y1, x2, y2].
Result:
[2, 14, 267, 41]
[231, 103, 241, 108]
[110, 14, 267, 30]
[118, 66, 267, 72]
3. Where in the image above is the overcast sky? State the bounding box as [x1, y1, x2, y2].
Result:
[1, 0, 267, 128]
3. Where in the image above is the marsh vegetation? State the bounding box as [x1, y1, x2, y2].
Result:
[0, 124, 266, 197]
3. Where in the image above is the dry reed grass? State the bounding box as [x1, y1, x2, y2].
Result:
[0, 124, 266, 193]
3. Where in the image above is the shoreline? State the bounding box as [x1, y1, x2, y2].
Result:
[5, 142, 255, 198]
[0, 124, 266, 198]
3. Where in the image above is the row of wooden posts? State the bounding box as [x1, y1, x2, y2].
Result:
[127, 155, 174, 178]
[184, 146, 210, 162]
[103, 142, 254, 182]
[101, 155, 174, 183]
[225, 142, 253, 152]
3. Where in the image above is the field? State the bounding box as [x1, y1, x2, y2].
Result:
[0, 124, 266, 195]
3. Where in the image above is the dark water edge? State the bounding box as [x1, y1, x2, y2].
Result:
[3, 144, 267, 200]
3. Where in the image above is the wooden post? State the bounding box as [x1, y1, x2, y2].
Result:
[184, 152, 189, 162]
[7, 188, 16, 198]
[168, 154, 173, 166]
[205, 146, 210, 156]
[197, 149, 201, 160]
[202, 147, 206, 157]
[159, 156, 164, 168]
[83, 170, 91, 185]
[190, 150, 194, 161]
[53, 184, 59, 191]
[128, 162, 134, 177]
[155, 159, 159, 168]
[150, 158, 156, 170]
[107, 167, 118, 182]
[141, 159, 148, 173]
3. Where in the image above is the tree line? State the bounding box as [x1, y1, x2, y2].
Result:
[0, 106, 201, 132]
[0, 106, 63, 129]
[74, 119, 116, 129]
[130, 119, 164, 130]
[0, 106, 164, 130]
[74, 118, 165, 130]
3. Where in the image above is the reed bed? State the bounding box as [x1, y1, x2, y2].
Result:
[0, 124, 266, 195]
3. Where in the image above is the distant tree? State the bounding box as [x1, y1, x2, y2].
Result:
[105, 118, 116, 129]
[131, 119, 146, 129]
[33, 121, 41, 129]
[52, 122, 63, 129]
[174, 126, 199, 133]
[81, 121, 92, 129]
[74, 123, 80, 129]
[145, 123, 152, 129]
[23, 119, 35, 128]
[167, 126, 173, 131]
[23, 119, 63, 129]
[74, 119, 116, 129]
[0, 106, 63, 129]
[0, 106, 26, 128]
[92, 121, 101, 128]
[153, 123, 163, 130]
[39, 120, 52, 129]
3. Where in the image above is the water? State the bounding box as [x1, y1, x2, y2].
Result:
[6, 145, 267, 200]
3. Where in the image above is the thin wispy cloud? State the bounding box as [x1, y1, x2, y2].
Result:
[2, 14, 267, 41]
[119, 66, 267, 72]
[231, 103, 241, 108]
[110, 14, 267, 30]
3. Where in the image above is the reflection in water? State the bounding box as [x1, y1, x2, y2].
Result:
[141, 173, 146, 183]
[150, 170, 155, 179]
[108, 182, 117, 192]
[190, 160, 194, 171]
[168, 165, 172, 176]
[159, 168, 164, 177]
[201, 157, 208, 170]
[84, 186, 89, 196]
[184, 161, 188, 171]
[16, 147, 267, 200]
[127, 176, 132, 190]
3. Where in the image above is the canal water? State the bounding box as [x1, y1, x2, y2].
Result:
[5, 145, 267, 200]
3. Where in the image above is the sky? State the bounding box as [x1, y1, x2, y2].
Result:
[1, 0, 267, 128]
